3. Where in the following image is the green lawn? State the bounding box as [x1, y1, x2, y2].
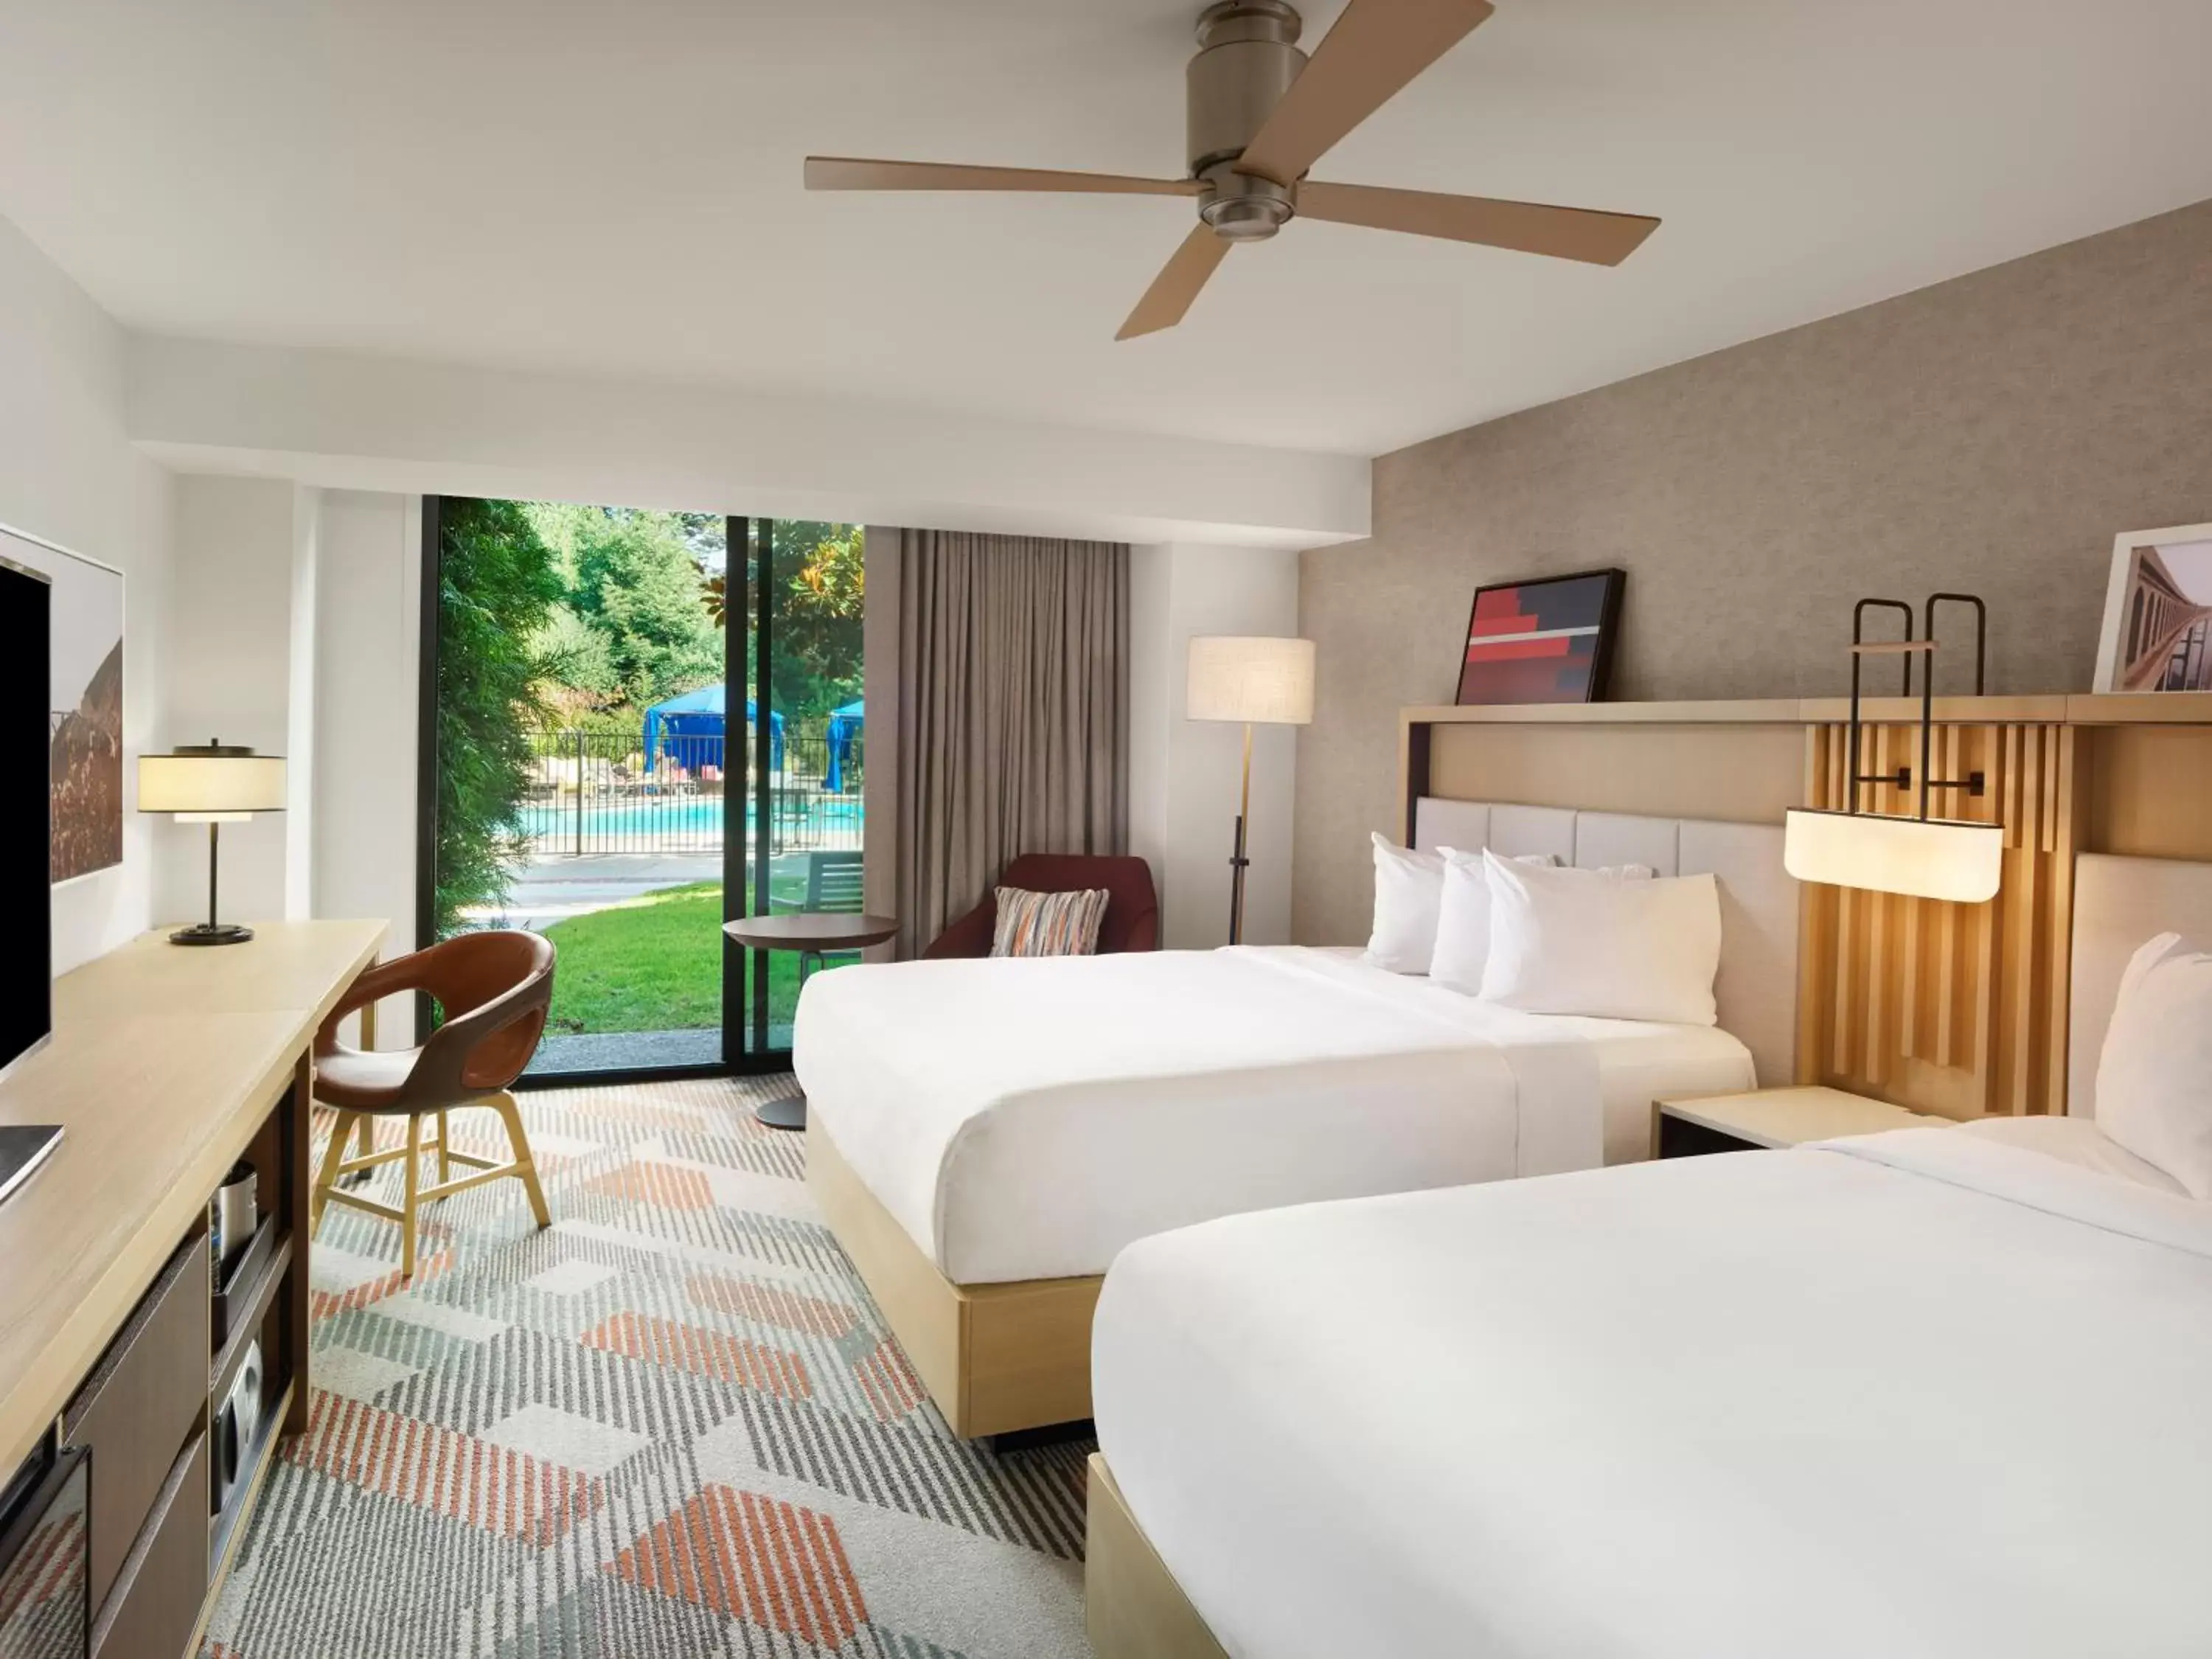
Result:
[541, 880, 807, 1034]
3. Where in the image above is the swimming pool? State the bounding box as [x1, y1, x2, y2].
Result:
[521, 797, 739, 838]
[519, 791, 863, 855]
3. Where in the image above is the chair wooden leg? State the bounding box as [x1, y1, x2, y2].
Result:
[310, 1109, 356, 1234]
[339, 1111, 376, 1189]
[437, 1108, 452, 1182]
[490, 1091, 551, 1229]
[401, 1113, 423, 1281]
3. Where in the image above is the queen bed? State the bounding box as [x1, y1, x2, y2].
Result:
[1084, 852, 2212, 1658]
[798, 801, 1799, 1436]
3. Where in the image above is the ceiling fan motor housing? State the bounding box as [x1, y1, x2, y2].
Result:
[1189, 0, 1304, 240]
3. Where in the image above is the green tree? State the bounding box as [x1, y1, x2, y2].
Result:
[529, 603, 618, 702]
[436, 498, 561, 936]
[741, 523, 865, 720]
[527, 504, 722, 708]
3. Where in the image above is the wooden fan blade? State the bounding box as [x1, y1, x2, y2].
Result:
[805, 156, 1203, 196]
[1116, 226, 1231, 341]
[1237, 0, 1495, 187]
[1298, 180, 1659, 265]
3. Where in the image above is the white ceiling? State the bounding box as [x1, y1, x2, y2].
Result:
[2, 0, 2210, 458]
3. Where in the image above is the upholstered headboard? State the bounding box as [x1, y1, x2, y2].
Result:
[1413, 797, 1799, 1088]
[2067, 854, 2212, 1118]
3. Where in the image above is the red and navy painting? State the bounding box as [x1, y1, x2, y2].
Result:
[1455, 568, 1624, 705]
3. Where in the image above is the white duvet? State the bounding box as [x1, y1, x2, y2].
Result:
[1093, 1124, 2212, 1659]
[795, 946, 1753, 1284]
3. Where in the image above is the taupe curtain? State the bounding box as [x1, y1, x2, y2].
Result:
[891, 529, 1129, 956]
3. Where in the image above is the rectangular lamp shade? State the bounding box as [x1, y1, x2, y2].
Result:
[1784, 809, 2003, 903]
[138, 752, 288, 820]
[1186, 636, 1316, 726]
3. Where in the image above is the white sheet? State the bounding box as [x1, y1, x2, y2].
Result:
[795, 945, 1753, 1283]
[1952, 1112, 2188, 1195]
[1093, 1129, 2212, 1659]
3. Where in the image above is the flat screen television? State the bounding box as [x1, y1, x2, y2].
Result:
[0, 554, 51, 1081]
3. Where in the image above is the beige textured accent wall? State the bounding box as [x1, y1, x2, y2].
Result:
[1293, 198, 2212, 945]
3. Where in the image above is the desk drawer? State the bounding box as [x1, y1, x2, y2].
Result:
[63, 1231, 210, 1613]
[92, 1430, 209, 1659]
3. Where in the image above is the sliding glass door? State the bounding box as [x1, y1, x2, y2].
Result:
[731, 518, 867, 1058]
[420, 501, 861, 1081]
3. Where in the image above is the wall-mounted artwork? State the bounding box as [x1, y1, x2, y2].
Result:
[2094, 523, 2212, 694]
[1455, 568, 1624, 705]
[1, 523, 124, 883]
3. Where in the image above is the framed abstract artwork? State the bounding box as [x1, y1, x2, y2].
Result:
[1, 521, 125, 883]
[1455, 568, 1624, 705]
[2093, 523, 2212, 694]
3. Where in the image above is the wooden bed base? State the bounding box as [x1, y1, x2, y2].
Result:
[1087, 1454, 1230, 1659]
[805, 1118, 1103, 1438]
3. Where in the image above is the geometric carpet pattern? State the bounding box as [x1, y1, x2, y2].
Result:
[203, 1076, 1094, 1659]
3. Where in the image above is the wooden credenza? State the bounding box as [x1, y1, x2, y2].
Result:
[0, 919, 384, 1658]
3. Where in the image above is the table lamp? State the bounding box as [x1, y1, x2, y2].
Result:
[138, 740, 288, 945]
[1186, 636, 1315, 945]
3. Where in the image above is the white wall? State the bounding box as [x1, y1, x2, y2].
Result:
[153, 482, 417, 1039]
[0, 214, 176, 974]
[284, 484, 319, 918]
[128, 336, 1371, 553]
[1127, 543, 1303, 949]
[156, 476, 304, 927]
[310, 490, 420, 1042]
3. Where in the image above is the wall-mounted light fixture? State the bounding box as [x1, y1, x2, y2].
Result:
[1784, 594, 2004, 904]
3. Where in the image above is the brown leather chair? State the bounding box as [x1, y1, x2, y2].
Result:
[310, 930, 556, 1281]
[922, 855, 1161, 958]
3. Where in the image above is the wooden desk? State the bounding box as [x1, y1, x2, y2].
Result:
[0, 919, 383, 1656]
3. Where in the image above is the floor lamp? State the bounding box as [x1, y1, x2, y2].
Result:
[1186, 636, 1315, 945]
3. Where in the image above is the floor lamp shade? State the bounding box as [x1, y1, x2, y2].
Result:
[137, 742, 286, 945]
[1185, 637, 1315, 947]
[1186, 636, 1316, 726]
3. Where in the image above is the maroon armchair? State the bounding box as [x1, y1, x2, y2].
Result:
[922, 855, 1161, 958]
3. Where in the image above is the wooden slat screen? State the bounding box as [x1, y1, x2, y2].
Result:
[1800, 720, 2083, 1119]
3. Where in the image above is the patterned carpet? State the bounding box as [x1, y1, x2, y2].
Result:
[204, 1077, 1094, 1659]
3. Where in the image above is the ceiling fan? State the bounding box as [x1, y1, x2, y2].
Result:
[804, 0, 1659, 341]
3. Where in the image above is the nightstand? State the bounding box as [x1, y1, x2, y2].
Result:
[1653, 1086, 1952, 1158]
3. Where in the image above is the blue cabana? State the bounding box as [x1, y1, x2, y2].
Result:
[825, 698, 863, 792]
[641, 684, 782, 774]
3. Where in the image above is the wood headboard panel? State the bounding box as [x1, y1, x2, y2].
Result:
[1800, 716, 2084, 1120]
[1410, 714, 1805, 834]
[1401, 695, 2212, 1125]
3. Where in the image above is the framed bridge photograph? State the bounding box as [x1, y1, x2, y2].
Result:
[2094, 524, 2212, 695]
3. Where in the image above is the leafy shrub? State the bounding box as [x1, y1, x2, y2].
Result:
[434, 499, 560, 936]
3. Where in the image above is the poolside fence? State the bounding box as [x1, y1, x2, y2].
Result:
[522, 721, 863, 858]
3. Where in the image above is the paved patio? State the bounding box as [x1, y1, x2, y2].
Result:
[468, 851, 814, 1077]
[462, 852, 718, 932]
[462, 849, 824, 933]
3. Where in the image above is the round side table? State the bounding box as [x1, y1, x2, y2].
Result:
[723, 911, 898, 1130]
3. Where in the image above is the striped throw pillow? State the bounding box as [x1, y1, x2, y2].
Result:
[990, 887, 1110, 958]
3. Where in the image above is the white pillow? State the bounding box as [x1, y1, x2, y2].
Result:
[1429, 847, 1565, 990]
[1477, 849, 1722, 1026]
[2094, 932, 2212, 1198]
[1366, 833, 1444, 973]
